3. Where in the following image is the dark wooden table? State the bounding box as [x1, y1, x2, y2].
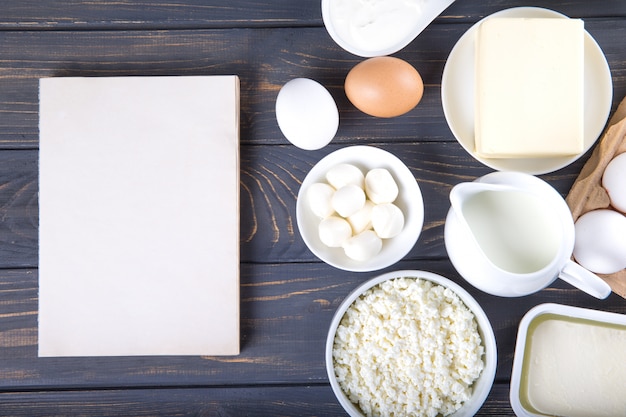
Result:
[0, 1, 625, 415]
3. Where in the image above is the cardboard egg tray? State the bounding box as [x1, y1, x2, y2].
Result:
[566, 96, 626, 298]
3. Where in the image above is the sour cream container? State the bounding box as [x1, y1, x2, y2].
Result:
[321, 0, 455, 57]
[510, 303, 626, 417]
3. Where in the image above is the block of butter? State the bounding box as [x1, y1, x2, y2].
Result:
[475, 17, 585, 158]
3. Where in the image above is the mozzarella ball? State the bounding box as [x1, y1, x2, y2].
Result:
[319, 216, 353, 248]
[307, 182, 335, 218]
[326, 163, 365, 189]
[347, 199, 374, 235]
[365, 168, 399, 204]
[602, 152, 626, 213]
[342, 230, 383, 261]
[331, 184, 366, 218]
[371, 203, 405, 238]
[573, 209, 626, 274]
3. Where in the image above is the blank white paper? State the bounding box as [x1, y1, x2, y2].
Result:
[38, 75, 240, 356]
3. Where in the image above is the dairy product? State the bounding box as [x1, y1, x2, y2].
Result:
[332, 184, 366, 218]
[342, 230, 383, 262]
[522, 315, 626, 417]
[319, 216, 353, 247]
[371, 203, 405, 239]
[475, 17, 584, 158]
[333, 277, 485, 417]
[364, 168, 399, 204]
[326, 163, 365, 189]
[307, 182, 335, 219]
[328, 0, 425, 54]
[348, 200, 375, 234]
[307, 164, 405, 261]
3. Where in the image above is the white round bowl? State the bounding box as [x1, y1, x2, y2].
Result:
[325, 270, 497, 417]
[321, 0, 455, 57]
[296, 146, 424, 272]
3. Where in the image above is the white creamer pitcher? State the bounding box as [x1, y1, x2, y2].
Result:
[444, 171, 611, 299]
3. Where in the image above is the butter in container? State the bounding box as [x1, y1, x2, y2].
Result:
[510, 303, 626, 417]
[321, 0, 455, 57]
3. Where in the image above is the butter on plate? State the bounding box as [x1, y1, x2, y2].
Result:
[475, 17, 585, 158]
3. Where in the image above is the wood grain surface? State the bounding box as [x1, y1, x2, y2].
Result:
[0, 1, 625, 415]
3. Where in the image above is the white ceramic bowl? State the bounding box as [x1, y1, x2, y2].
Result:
[296, 146, 423, 272]
[321, 0, 455, 57]
[326, 270, 497, 417]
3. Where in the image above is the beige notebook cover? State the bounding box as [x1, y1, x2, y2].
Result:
[38, 76, 240, 356]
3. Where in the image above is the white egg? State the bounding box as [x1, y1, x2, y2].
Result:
[307, 182, 336, 218]
[602, 152, 626, 213]
[331, 184, 366, 218]
[342, 230, 383, 261]
[319, 216, 352, 248]
[365, 168, 399, 204]
[348, 199, 374, 234]
[573, 209, 626, 274]
[275, 78, 339, 150]
[371, 203, 405, 238]
[325, 163, 365, 189]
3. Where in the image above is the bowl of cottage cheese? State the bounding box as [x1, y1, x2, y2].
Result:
[326, 270, 497, 417]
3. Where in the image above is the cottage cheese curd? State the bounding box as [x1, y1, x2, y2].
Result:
[333, 277, 484, 417]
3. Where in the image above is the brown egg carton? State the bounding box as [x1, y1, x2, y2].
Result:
[566, 96, 626, 298]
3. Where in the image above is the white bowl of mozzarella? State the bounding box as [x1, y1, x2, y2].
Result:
[296, 146, 424, 272]
[326, 270, 497, 417]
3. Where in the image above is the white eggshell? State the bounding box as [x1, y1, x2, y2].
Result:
[307, 182, 336, 218]
[573, 209, 626, 274]
[365, 168, 399, 204]
[347, 199, 374, 234]
[275, 78, 339, 150]
[371, 203, 405, 238]
[325, 163, 365, 189]
[319, 216, 352, 248]
[342, 230, 383, 261]
[602, 152, 626, 213]
[331, 184, 366, 218]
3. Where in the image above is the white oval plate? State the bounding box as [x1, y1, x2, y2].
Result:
[441, 6, 613, 175]
[296, 146, 423, 272]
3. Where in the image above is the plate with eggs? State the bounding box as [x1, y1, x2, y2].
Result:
[296, 146, 424, 272]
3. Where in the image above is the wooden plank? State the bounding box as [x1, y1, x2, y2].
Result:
[0, 261, 624, 390]
[0, 21, 625, 149]
[0, 26, 460, 148]
[0, 383, 517, 416]
[0, 142, 587, 268]
[0, 1, 624, 29]
[239, 142, 589, 264]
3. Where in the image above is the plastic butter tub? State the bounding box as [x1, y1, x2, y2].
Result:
[510, 303, 626, 417]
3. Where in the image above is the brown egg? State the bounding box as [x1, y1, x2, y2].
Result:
[345, 56, 424, 118]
